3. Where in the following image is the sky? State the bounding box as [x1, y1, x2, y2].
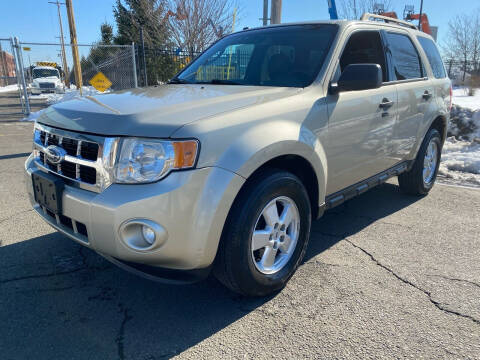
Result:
[0, 0, 479, 67]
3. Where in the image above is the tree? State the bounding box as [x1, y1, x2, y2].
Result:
[336, 0, 393, 20]
[113, 0, 171, 47]
[470, 12, 480, 74]
[100, 23, 114, 44]
[444, 14, 472, 82]
[166, 0, 238, 55]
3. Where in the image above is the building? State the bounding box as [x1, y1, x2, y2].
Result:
[0, 50, 16, 86]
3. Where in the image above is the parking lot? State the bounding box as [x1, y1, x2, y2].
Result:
[1, 114, 480, 358]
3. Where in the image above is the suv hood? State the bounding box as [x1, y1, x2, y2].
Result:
[38, 84, 302, 137]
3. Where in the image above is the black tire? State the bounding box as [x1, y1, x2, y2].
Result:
[213, 169, 312, 297]
[398, 128, 442, 195]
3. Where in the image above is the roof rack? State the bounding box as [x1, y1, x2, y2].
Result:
[360, 13, 418, 30]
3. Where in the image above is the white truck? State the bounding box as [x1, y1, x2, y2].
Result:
[30, 66, 65, 95]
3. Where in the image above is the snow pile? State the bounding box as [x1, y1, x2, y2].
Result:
[0, 84, 19, 93]
[448, 104, 480, 140]
[439, 87, 480, 187]
[29, 86, 106, 105]
[451, 87, 480, 111]
[439, 137, 480, 186]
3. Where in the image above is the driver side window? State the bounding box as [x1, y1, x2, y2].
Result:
[337, 31, 387, 82]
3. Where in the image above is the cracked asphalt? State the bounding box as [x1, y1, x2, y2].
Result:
[1, 121, 480, 359]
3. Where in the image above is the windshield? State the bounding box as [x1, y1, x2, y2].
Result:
[33, 68, 59, 78]
[175, 24, 337, 88]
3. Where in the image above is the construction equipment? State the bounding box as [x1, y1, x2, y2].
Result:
[327, 0, 338, 20]
[404, 5, 432, 34]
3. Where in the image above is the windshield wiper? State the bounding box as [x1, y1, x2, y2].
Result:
[168, 77, 191, 84]
[194, 79, 243, 85]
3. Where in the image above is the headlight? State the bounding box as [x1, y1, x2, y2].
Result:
[115, 138, 199, 183]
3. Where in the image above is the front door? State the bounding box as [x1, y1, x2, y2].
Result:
[325, 30, 397, 195]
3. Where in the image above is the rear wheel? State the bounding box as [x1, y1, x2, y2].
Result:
[398, 128, 442, 195]
[214, 170, 311, 296]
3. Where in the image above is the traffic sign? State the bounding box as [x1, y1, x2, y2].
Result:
[89, 72, 112, 92]
[23, 47, 31, 51]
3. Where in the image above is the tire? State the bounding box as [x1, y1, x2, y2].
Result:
[213, 169, 312, 297]
[398, 128, 442, 195]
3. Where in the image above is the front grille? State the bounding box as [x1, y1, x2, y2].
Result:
[34, 126, 102, 190]
[39, 82, 55, 89]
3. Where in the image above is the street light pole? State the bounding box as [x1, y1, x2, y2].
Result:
[49, 0, 70, 87]
[262, 0, 269, 26]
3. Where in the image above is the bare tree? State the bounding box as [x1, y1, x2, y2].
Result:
[444, 14, 472, 82]
[166, 0, 238, 56]
[471, 12, 480, 74]
[336, 0, 393, 20]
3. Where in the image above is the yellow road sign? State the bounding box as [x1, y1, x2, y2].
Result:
[23, 47, 31, 51]
[89, 72, 112, 92]
[36, 61, 57, 67]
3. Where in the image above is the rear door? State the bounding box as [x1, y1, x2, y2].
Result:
[325, 30, 397, 194]
[383, 31, 436, 161]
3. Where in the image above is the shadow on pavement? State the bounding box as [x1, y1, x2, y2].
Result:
[0, 182, 421, 359]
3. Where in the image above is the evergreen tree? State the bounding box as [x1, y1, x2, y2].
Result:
[100, 23, 114, 45]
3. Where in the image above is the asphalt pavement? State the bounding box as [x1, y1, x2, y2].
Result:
[1, 121, 479, 359]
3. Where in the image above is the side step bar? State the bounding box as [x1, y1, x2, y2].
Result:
[324, 161, 410, 210]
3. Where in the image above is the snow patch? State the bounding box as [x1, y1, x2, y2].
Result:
[0, 84, 19, 93]
[452, 87, 480, 111]
[439, 137, 480, 187]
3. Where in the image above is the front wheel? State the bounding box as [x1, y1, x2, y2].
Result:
[214, 170, 312, 296]
[398, 128, 442, 195]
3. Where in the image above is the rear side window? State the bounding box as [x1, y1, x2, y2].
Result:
[417, 36, 446, 78]
[385, 32, 423, 80]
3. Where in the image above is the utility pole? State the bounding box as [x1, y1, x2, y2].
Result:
[261, 0, 269, 26]
[65, 0, 82, 95]
[49, 0, 70, 87]
[270, 0, 282, 24]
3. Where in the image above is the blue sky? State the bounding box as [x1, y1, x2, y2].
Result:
[0, 0, 479, 66]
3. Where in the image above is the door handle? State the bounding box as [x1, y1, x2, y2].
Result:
[423, 91, 432, 100]
[379, 98, 394, 109]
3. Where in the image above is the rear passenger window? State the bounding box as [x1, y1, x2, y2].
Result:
[385, 32, 423, 80]
[417, 36, 446, 78]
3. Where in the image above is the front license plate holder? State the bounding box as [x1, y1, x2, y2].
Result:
[32, 171, 64, 214]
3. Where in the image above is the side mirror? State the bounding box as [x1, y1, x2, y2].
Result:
[329, 64, 382, 94]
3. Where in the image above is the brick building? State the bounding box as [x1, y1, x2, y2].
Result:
[0, 50, 16, 86]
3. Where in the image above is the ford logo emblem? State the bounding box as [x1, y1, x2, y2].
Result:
[45, 145, 67, 165]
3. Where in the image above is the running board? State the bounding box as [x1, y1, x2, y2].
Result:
[324, 161, 410, 210]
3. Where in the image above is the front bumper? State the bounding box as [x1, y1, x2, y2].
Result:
[25, 154, 244, 272]
[31, 87, 63, 94]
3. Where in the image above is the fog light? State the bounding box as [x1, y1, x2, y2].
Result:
[119, 219, 168, 251]
[142, 225, 156, 245]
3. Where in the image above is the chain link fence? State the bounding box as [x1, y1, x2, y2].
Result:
[140, 47, 200, 85]
[1, 35, 203, 116]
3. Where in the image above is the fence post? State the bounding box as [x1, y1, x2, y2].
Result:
[131, 42, 138, 88]
[7, 38, 24, 112]
[13, 37, 30, 115]
[140, 27, 148, 86]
